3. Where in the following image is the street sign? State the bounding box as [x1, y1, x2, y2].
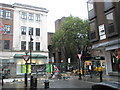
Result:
[22, 55, 30, 62]
[78, 54, 82, 59]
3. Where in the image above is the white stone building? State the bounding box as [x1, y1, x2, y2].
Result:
[0, 3, 49, 76]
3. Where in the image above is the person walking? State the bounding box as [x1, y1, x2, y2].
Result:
[87, 63, 93, 78]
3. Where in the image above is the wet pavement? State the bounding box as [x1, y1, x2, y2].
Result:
[0, 74, 119, 89]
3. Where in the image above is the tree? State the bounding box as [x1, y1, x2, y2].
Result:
[52, 16, 90, 63]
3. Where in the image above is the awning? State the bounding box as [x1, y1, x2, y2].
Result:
[14, 54, 47, 58]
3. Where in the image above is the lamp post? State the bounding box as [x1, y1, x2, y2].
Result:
[29, 30, 33, 88]
[78, 53, 82, 80]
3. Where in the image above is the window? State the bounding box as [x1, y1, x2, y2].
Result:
[29, 13, 34, 20]
[90, 22, 95, 32]
[5, 10, 11, 19]
[21, 12, 27, 19]
[87, 1, 94, 11]
[0, 40, 2, 49]
[106, 12, 114, 25]
[0, 9, 3, 18]
[104, 0, 113, 11]
[21, 41, 26, 50]
[29, 27, 33, 35]
[89, 21, 96, 40]
[106, 12, 115, 34]
[36, 42, 40, 51]
[36, 14, 40, 21]
[4, 25, 11, 33]
[4, 40, 10, 49]
[29, 42, 33, 50]
[21, 26, 27, 35]
[36, 28, 40, 36]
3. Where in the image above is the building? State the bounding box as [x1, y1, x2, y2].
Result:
[87, 0, 120, 75]
[0, 3, 49, 77]
[0, 3, 14, 78]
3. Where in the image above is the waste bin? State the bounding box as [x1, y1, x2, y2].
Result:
[30, 76, 37, 88]
[44, 80, 49, 89]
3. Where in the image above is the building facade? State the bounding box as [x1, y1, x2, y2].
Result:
[0, 3, 49, 77]
[87, 0, 120, 75]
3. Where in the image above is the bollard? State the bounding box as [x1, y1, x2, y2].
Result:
[99, 71, 103, 82]
[30, 75, 33, 88]
[2, 75, 5, 86]
[24, 73, 27, 87]
[44, 80, 49, 89]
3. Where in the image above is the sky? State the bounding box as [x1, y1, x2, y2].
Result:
[0, 0, 88, 32]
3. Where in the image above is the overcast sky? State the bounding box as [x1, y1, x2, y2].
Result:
[1, 0, 88, 32]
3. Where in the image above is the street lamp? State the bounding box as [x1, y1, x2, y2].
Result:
[78, 53, 82, 80]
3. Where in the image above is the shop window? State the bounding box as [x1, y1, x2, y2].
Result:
[111, 49, 119, 72]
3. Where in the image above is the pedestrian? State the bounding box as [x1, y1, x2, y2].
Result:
[98, 66, 103, 82]
[87, 63, 93, 78]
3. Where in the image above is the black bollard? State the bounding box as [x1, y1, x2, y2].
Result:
[30, 75, 33, 88]
[24, 73, 27, 87]
[99, 71, 103, 82]
[44, 80, 49, 89]
[2, 76, 5, 86]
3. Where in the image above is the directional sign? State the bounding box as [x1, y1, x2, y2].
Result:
[22, 55, 30, 62]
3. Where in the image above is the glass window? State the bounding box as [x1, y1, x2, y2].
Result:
[5, 25, 11, 33]
[5, 10, 11, 19]
[36, 14, 40, 21]
[21, 26, 27, 35]
[21, 12, 27, 20]
[106, 12, 115, 34]
[21, 41, 26, 50]
[0, 40, 2, 49]
[29, 13, 34, 20]
[36, 42, 40, 51]
[29, 42, 33, 50]
[90, 21, 95, 32]
[29, 27, 33, 35]
[4, 40, 10, 49]
[0, 9, 3, 18]
[36, 28, 40, 36]
[88, 2, 94, 11]
[106, 12, 114, 25]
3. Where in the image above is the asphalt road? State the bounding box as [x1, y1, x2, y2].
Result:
[0, 78, 94, 89]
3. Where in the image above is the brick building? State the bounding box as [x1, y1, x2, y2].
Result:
[87, 0, 120, 75]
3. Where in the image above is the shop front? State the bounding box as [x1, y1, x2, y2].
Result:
[14, 54, 47, 75]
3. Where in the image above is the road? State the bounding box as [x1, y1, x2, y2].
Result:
[0, 78, 95, 89]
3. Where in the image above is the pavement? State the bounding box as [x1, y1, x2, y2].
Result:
[0, 74, 119, 90]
